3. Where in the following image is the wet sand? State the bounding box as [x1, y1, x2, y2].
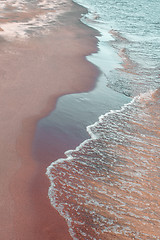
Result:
[0, 2, 100, 239]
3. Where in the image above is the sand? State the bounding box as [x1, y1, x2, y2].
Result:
[0, 2, 100, 239]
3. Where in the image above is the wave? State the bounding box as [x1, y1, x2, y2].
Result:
[44, 0, 160, 239]
[47, 88, 160, 239]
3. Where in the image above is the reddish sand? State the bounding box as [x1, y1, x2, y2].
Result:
[0, 3, 99, 240]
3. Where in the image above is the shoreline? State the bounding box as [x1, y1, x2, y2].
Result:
[0, 1, 100, 239]
[42, 1, 160, 239]
[1, 0, 159, 239]
[34, 2, 131, 240]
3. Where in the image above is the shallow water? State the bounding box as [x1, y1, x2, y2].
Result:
[46, 0, 160, 239]
[34, 75, 130, 163]
[47, 89, 160, 240]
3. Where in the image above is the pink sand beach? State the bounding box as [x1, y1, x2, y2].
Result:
[0, 1, 100, 239]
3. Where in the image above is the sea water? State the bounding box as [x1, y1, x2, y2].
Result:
[46, 0, 160, 239]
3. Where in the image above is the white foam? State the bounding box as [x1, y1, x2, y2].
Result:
[0, 0, 27, 11]
[0, 11, 63, 40]
[45, 0, 159, 238]
[46, 87, 159, 239]
[38, 0, 67, 9]
[0, 22, 28, 40]
[0, 0, 68, 40]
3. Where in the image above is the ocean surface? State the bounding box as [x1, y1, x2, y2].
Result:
[45, 0, 160, 239]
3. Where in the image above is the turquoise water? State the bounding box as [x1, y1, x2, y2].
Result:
[46, 0, 160, 239]
[75, 0, 160, 96]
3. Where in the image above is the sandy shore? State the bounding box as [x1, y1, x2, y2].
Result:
[0, 2, 100, 239]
